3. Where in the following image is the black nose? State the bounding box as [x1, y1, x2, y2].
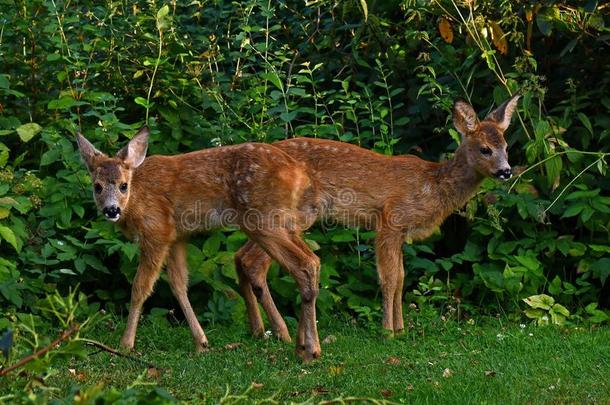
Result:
[495, 168, 512, 180]
[102, 205, 121, 218]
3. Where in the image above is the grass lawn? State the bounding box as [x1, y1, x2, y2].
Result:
[27, 312, 610, 404]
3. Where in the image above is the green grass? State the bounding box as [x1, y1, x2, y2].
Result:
[35, 314, 610, 403]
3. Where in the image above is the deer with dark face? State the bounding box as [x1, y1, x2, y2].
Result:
[234, 95, 520, 340]
[77, 127, 322, 361]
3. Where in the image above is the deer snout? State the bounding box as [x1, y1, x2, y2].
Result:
[495, 167, 512, 181]
[102, 205, 121, 221]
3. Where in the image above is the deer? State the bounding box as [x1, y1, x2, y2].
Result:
[76, 126, 323, 361]
[234, 95, 520, 340]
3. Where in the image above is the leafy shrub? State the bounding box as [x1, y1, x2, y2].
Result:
[0, 0, 608, 329]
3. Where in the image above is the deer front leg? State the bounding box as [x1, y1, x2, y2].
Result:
[375, 228, 405, 338]
[120, 243, 169, 350]
[167, 241, 208, 352]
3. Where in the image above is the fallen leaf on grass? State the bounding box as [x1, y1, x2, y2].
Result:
[147, 367, 162, 379]
[224, 342, 242, 350]
[386, 356, 401, 365]
[322, 335, 337, 344]
[443, 368, 453, 378]
[328, 365, 343, 376]
[380, 389, 392, 398]
[485, 370, 496, 377]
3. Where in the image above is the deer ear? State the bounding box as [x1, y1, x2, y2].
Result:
[76, 132, 105, 173]
[485, 94, 520, 131]
[453, 98, 479, 137]
[117, 126, 149, 168]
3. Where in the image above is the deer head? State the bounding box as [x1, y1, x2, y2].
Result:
[76, 127, 149, 222]
[452, 95, 520, 180]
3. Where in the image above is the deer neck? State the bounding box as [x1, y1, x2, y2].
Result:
[435, 146, 484, 214]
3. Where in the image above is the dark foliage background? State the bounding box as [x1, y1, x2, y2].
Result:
[1, 0, 609, 330]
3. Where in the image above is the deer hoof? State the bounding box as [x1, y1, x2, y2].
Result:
[275, 329, 292, 343]
[296, 344, 321, 363]
[382, 328, 395, 340]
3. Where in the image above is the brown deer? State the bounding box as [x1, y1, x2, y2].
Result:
[76, 126, 323, 361]
[235, 95, 520, 339]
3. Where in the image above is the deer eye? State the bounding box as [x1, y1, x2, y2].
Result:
[480, 147, 492, 156]
[94, 183, 103, 194]
[119, 183, 128, 193]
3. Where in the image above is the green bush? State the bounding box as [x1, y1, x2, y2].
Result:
[0, 0, 608, 328]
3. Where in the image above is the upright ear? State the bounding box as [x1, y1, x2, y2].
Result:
[453, 98, 479, 138]
[116, 126, 149, 168]
[485, 94, 520, 131]
[76, 132, 105, 173]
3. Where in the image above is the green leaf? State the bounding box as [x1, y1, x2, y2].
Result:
[40, 148, 61, 166]
[261, 72, 283, 91]
[0, 143, 8, 167]
[545, 155, 562, 190]
[359, 0, 368, 21]
[523, 294, 554, 310]
[280, 111, 297, 122]
[0, 75, 9, 89]
[330, 229, 356, 242]
[536, 7, 556, 36]
[46, 52, 61, 62]
[48, 97, 80, 109]
[524, 308, 545, 319]
[550, 310, 566, 326]
[551, 303, 570, 317]
[0, 284, 22, 307]
[590, 258, 610, 284]
[16, 123, 42, 143]
[577, 113, 593, 135]
[514, 255, 541, 271]
[0, 225, 19, 251]
[135, 97, 149, 108]
[203, 232, 224, 257]
[157, 4, 169, 19]
[561, 203, 585, 218]
[534, 120, 551, 140]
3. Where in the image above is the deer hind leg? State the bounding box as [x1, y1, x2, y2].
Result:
[167, 241, 208, 352]
[393, 252, 405, 334]
[235, 241, 265, 338]
[249, 229, 321, 362]
[120, 243, 169, 350]
[375, 229, 405, 338]
[237, 241, 291, 342]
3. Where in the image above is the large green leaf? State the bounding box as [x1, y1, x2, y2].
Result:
[16, 123, 42, 143]
[523, 294, 554, 310]
[0, 225, 18, 252]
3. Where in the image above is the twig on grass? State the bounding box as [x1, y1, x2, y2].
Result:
[80, 338, 160, 370]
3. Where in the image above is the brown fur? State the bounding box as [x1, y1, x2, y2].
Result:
[236, 95, 520, 336]
[77, 127, 322, 361]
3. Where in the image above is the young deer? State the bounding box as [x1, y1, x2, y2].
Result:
[77, 127, 323, 361]
[235, 95, 520, 338]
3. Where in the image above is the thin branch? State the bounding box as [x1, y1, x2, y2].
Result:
[0, 323, 80, 377]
